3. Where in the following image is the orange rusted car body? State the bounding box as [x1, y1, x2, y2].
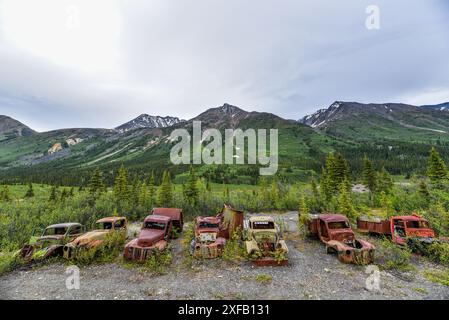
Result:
[63, 217, 127, 259]
[308, 214, 375, 265]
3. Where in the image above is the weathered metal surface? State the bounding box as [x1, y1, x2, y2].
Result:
[124, 215, 172, 262]
[358, 214, 437, 249]
[17, 223, 84, 262]
[357, 216, 391, 235]
[152, 208, 184, 231]
[251, 257, 288, 267]
[308, 213, 375, 265]
[217, 204, 244, 239]
[192, 204, 244, 259]
[63, 217, 127, 259]
[244, 216, 289, 266]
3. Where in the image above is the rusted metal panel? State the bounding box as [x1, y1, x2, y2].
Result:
[191, 204, 244, 259]
[63, 217, 127, 260]
[217, 204, 244, 239]
[152, 208, 183, 230]
[251, 257, 288, 267]
[309, 213, 375, 265]
[357, 217, 391, 235]
[124, 214, 173, 262]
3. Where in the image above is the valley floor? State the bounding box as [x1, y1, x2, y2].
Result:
[1, 212, 448, 300]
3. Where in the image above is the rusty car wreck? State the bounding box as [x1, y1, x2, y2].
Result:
[357, 213, 444, 253]
[191, 204, 244, 259]
[17, 223, 85, 262]
[243, 216, 289, 266]
[124, 208, 183, 261]
[63, 217, 127, 259]
[308, 213, 375, 265]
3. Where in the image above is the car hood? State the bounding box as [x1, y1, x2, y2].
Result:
[70, 230, 109, 246]
[38, 235, 65, 242]
[137, 229, 165, 247]
[328, 229, 355, 242]
[196, 228, 219, 234]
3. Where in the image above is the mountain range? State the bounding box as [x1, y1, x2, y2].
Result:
[1, 101, 448, 184]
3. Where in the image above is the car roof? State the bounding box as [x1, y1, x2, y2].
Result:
[46, 222, 82, 229]
[144, 215, 171, 223]
[152, 208, 182, 219]
[249, 216, 275, 222]
[197, 216, 221, 222]
[392, 215, 428, 222]
[96, 217, 126, 223]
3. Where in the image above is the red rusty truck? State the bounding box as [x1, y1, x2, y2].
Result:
[357, 214, 439, 252]
[308, 213, 375, 265]
[124, 207, 183, 261]
[191, 216, 226, 259]
[124, 214, 174, 261]
[151, 208, 184, 236]
[190, 204, 244, 259]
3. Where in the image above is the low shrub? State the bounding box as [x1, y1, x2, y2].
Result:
[375, 237, 414, 271]
[0, 251, 22, 275]
[424, 269, 449, 286]
[222, 231, 246, 263]
[426, 242, 449, 266]
[144, 248, 173, 274]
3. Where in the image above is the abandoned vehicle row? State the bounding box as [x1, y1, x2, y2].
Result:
[15, 204, 447, 267]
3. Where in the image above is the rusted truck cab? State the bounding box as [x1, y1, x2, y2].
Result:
[308, 214, 375, 265]
[191, 204, 244, 259]
[357, 214, 436, 250]
[18, 223, 84, 262]
[244, 216, 289, 266]
[63, 217, 127, 259]
[151, 208, 183, 236]
[390, 215, 435, 246]
[191, 216, 226, 259]
[124, 215, 173, 261]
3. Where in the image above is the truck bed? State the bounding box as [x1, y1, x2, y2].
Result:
[357, 216, 391, 235]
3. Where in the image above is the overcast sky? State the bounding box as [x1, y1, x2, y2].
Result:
[0, 0, 449, 132]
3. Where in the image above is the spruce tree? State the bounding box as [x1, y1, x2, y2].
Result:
[138, 182, 148, 208]
[298, 194, 309, 216]
[157, 171, 173, 207]
[147, 171, 155, 204]
[377, 167, 394, 194]
[184, 166, 199, 206]
[337, 183, 356, 220]
[114, 165, 130, 203]
[60, 189, 69, 202]
[89, 168, 106, 195]
[49, 186, 58, 202]
[362, 155, 377, 194]
[427, 147, 447, 188]
[418, 180, 430, 199]
[0, 185, 11, 202]
[24, 182, 35, 198]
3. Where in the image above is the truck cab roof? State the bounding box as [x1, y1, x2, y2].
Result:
[144, 215, 171, 223]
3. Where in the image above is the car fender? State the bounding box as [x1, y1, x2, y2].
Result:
[325, 240, 348, 253]
[245, 239, 259, 255]
[278, 240, 289, 253]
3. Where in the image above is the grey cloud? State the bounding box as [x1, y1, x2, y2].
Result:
[0, 0, 448, 131]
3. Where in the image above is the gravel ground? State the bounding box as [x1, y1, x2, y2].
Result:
[1, 212, 448, 300]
